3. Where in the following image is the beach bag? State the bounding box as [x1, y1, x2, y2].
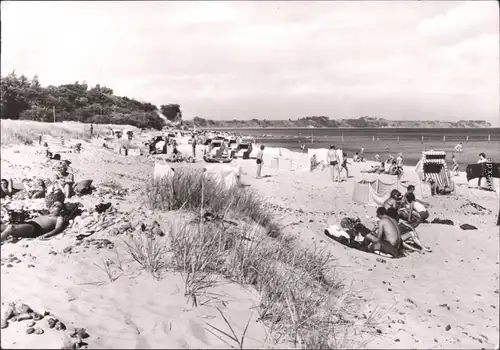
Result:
[74, 180, 93, 195]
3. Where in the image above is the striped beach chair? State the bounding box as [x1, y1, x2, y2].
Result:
[415, 151, 451, 188]
[40, 134, 71, 154]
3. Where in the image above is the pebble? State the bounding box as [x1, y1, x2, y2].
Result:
[47, 318, 57, 328]
[27, 321, 36, 327]
[63, 246, 73, 254]
[445, 324, 451, 331]
[35, 327, 44, 335]
[55, 321, 66, 331]
[26, 327, 35, 334]
[6, 264, 13, 268]
[27, 264, 35, 268]
[31, 313, 43, 321]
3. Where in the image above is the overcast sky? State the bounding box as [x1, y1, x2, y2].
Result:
[2, 1, 499, 125]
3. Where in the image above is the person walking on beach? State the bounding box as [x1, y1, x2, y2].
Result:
[451, 154, 459, 176]
[477, 152, 488, 188]
[327, 145, 340, 182]
[191, 135, 197, 159]
[90, 124, 94, 138]
[340, 151, 349, 178]
[256, 145, 265, 179]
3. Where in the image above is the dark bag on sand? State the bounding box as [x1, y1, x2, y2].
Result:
[73, 180, 93, 195]
[460, 224, 478, 230]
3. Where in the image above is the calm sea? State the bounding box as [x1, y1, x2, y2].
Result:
[210, 127, 500, 166]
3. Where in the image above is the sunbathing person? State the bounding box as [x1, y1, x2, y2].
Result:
[309, 154, 324, 171]
[386, 207, 431, 253]
[429, 179, 455, 195]
[383, 189, 403, 211]
[54, 161, 75, 198]
[398, 193, 429, 228]
[363, 207, 401, 257]
[0, 178, 14, 199]
[361, 161, 385, 174]
[22, 179, 46, 199]
[1, 201, 66, 242]
[401, 185, 429, 207]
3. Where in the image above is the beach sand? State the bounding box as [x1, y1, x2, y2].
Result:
[1, 137, 499, 349]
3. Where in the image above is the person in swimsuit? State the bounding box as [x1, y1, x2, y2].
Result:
[363, 207, 401, 257]
[383, 189, 403, 211]
[54, 161, 75, 198]
[309, 154, 324, 172]
[340, 151, 349, 178]
[256, 145, 265, 178]
[399, 193, 429, 228]
[451, 155, 459, 176]
[386, 207, 431, 253]
[22, 178, 46, 199]
[0, 178, 14, 199]
[327, 145, 340, 182]
[1, 201, 66, 242]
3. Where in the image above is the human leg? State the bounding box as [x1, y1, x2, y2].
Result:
[1, 223, 37, 242]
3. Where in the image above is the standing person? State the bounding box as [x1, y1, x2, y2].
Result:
[191, 135, 197, 159]
[327, 145, 340, 182]
[451, 154, 459, 176]
[477, 153, 488, 188]
[90, 124, 94, 138]
[340, 151, 349, 178]
[256, 145, 265, 179]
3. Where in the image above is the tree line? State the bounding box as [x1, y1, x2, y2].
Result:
[0, 72, 183, 130]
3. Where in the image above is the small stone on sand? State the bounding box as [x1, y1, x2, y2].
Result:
[26, 327, 35, 334]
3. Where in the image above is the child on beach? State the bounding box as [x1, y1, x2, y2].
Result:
[340, 151, 349, 178]
[451, 155, 459, 176]
[256, 145, 265, 179]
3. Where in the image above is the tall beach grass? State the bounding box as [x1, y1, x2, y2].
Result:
[0, 119, 139, 145]
[137, 168, 378, 348]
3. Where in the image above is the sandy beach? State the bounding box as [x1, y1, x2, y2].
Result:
[1, 131, 499, 349]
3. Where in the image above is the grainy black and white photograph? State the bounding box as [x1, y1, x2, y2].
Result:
[1, 1, 499, 349]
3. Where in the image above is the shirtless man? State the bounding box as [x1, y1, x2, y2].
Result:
[364, 207, 401, 257]
[1, 202, 66, 242]
[327, 145, 340, 182]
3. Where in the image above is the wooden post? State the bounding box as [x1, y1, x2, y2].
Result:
[488, 135, 491, 143]
[341, 134, 344, 143]
[443, 135, 445, 143]
[421, 135, 424, 144]
[372, 136, 375, 143]
[53, 106, 56, 123]
[397, 136, 400, 144]
[466, 135, 469, 143]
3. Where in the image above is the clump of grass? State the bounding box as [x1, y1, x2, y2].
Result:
[122, 235, 167, 279]
[144, 169, 277, 233]
[168, 221, 370, 348]
[0, 119, 138, 145]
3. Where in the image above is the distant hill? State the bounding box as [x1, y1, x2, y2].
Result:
[186, 116, 492, 129]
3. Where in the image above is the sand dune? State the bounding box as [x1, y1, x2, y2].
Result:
[1, 137, 499, 349]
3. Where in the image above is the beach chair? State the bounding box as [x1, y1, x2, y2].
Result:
[415, 151, 454, 197]
[40, 134, 71, 154]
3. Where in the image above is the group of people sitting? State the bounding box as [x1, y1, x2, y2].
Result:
[360, 186, 432, 257]
[362, 153, 404, 177]
[1, 157, 92, 242]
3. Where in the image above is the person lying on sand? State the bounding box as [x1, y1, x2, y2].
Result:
[0, 178, 14, 199]
[361, 161, 385, 174]
[309, 154, 324, 172]
[54, 161, 75, 198]
[1, 201, 66, 242]
[22, 179, 46, 199]
[398, 193, 429, 228]
[386, 207, 432, 253]
[429, 179, 455, 196]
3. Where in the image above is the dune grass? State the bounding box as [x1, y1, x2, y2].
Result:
[0, 119, 139, 145]
[135, 168, 376, 348]
[144, 169, 279, 235]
